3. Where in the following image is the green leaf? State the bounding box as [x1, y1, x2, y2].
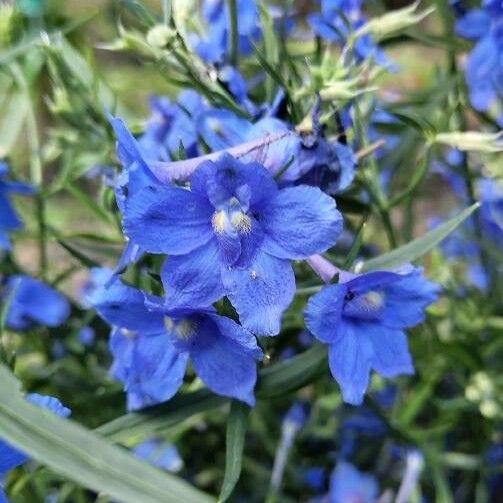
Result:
[360, 202, 480, 272]
[218, 401, 250, 503]
[257, 343, 327, 398]
[96, 389, 226, 442]
[0, 365, 213, 503]
[97, 345, 329, 443]
[0, 91, 28, 157]
[386, 110, 437, 140]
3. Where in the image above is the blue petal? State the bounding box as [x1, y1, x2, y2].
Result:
[161, 239, 225, 309]
[330, 461, 379, 503]
[130, 334, 188, 409]
[455, 10, 491, 39]
[87, 278, 165, 333]
[363, 323, 414, 378]
[222, 250, 295, 336]
[5, 276, 70, 331]
[0, 194, 23, 231]
[0, 441, 27, 473]
[380, 269, 439, 328]
[327, 321, 374, 405]
[304, 283, 346, 343]
[197, 109, 252, 151]
[26, 394, 71, 418]
[190, 154, 278, 210]
[124, 185, 214, 255]
[0, 488, 8, 503]
[262, 185, 342, 259]
[190, 314, 261, 405]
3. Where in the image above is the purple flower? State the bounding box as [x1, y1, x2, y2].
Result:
[124, 153, 342, 335]
[305, 267, 439, 404]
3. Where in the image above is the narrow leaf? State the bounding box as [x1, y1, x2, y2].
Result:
[360, 203, 480, 272]
[218, 401, 250, 502]
[0, 365, 214, 503]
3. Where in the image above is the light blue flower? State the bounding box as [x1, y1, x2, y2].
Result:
[88, 277, 262, 408]
[0, 162, 34, 250]
[3, 275, 70, 331]
[124, 153, 343, 335]
[305, 267, 439, 404]
[329, 461, 379, 503]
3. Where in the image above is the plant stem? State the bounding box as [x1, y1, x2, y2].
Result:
[226, 0, 239, 66]
[10, 62, 47, 277]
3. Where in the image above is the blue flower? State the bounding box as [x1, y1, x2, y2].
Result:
[191, 0, 261, 64]
[455, 0, 503, 124]
[0, 394, 70, 502]
[305, 267, 439, 404]
[328, 461, 379, 503]
[132, 438, 183, 472]
[88, 277, 262, 408]
[78, 326, 95, 347]
[478, 178, 503, 249]
[308, 0, 389, 65]
[0, 162, 34, 250]
[124, 153, 343, 335]
[3, 275, 70, 331]
[197, 112, 355, 193]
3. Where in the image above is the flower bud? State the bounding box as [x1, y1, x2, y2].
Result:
[356, 2, 434, 41]
[435, 131, 503, 153]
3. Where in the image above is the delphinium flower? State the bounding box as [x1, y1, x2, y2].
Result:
[316, 461, 379, 503]
[139, 91, 209, 162]
[196, 108, 356, 193]
[124, 153, 343, 335]
[478, 178, 503, 250]
[3, 275, 70, 331]
[191, 0, 261, 65]
[455, 0, 503, 125]
[305, 266, 439, 404]
[308, 0, 389, 65]
[0, 394, 70, 502]
[132, 438, 183, 472]
[0, 162, 34, 250]
[87, 274, 262, 409]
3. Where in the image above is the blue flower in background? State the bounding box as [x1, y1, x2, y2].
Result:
[308, 0, 389, 65]
[124, 153, 342, 335]
[197, 112, 355, 193]
[329, 461, 379, 503]
[305, 267, 439, 404]
[0, 162, 34, 250]
[192, 0, 261, 64]
[455, 0, 503, 125]
[0, 394, 70, 502]
[78, 326, 95, 347]
[3, 275, 70, 331]
[132, 438, 183, 472]
[88, 277, 262, 408]
[478, 178, 503, 250]
[138, 90, 207, 162]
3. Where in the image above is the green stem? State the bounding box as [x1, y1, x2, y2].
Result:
[226, 0, 238, 66]
[162, 0, 170, 25]
[10, 62, 47, 277]
[353, 102, 397, 248]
